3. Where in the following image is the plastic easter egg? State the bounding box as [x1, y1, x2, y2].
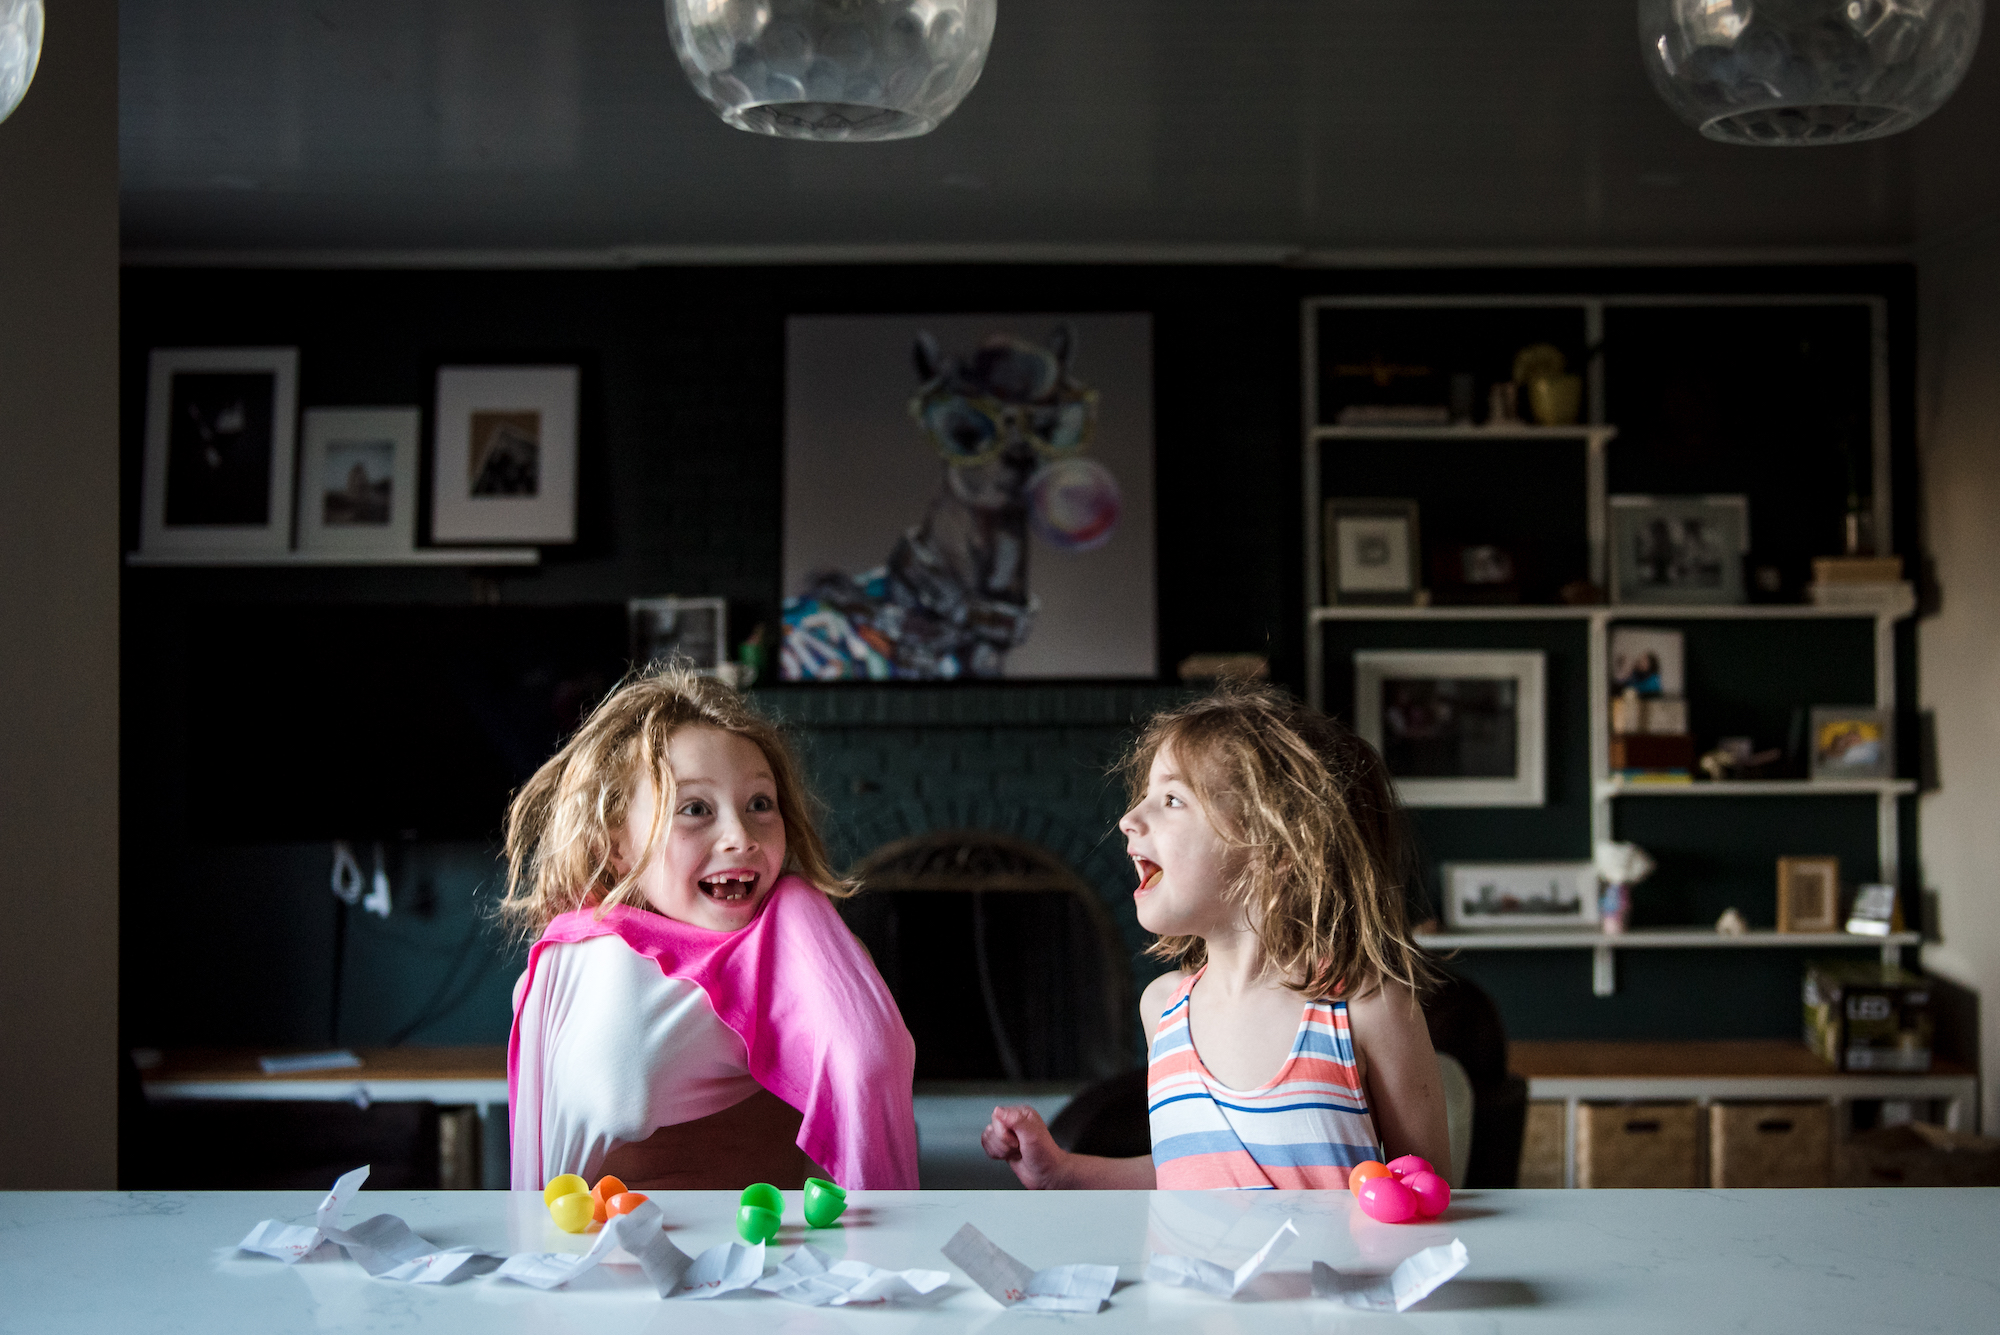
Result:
[1385, 1154, 1433, 1179]
[606, 1191, 649, 1218]
[549, 1190, 595, 1234]
[739, 1182, 784, 1215]
[802, 1176, 847, 1229]
[1402, 1169, 1451, 1218]
[1348, 1160, 1392, 1195]
[1355, 1175, 1420, 1224]
[737, 1204, 781, 1245]
[589, 1174, 629, 1222]
[543, 1173, 588, 1209]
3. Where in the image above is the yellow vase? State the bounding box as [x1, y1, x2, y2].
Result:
[1528, 373, 1583, 426]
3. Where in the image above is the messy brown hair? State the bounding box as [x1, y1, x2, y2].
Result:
[496, 660, 851, 938]
[1123, 683, 1433, 1001]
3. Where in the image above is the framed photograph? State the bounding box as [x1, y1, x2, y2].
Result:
[431, 365, 578, 544]
[630, 597, 728, 675]
[296, 408, 420, 556]
[1609, 626, 1685, 698]
[782, 314, 1153, 680]
[1354, 649, 1546, 807]
[1324, 499, 1420, 605]
[140, 347, 298, 556]
[1777, 855, 1841, 933]
[1809, 706, 1894, 781]
[1442, 861, 1599, 931]
[1609, 494, 1749, 605]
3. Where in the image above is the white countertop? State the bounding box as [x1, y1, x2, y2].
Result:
[6, 1186, 1996, 1333]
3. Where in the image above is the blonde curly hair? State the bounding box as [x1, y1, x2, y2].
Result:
[496, 661, 850, 939]
[1124, 683, 1433, 1001]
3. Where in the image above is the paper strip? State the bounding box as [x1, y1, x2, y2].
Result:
[237, 1165, 372, 1263]
[941, 1223, 1118, 1314]
[1311, 1238, 1469, 1313]
[1145, 1218, 1298, 1296]
[496, 1200, 764, 1301]
[755, 1245, 951, 1307]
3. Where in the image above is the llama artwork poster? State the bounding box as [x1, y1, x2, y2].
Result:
[782, 313, 1155, 681]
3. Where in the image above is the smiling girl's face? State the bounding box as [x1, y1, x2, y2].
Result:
[616, 725, 788, 932]
[1120, 743, 1242, 939]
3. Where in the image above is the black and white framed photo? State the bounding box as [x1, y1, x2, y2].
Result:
[1609, 494, 1749, 605]
[140, 347, 298, 557]
[1808, 706, 1894, 781]
[431, 365, 578, 544]
[1442, 861, 1599, 931]
[1324, 498, 1420, 605]
[629, 597, 729, 675]
[1355, 649, 1546, 806]
[296, 407, 420, 556]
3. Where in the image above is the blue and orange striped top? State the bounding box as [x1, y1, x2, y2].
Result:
[1146, 968, 1381, 1189]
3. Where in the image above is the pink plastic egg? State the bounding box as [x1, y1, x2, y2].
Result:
[1401, 1169, 1451, 1218]
[1355, 1175, 1419, 1224]
[1384, 1154, 1433, 1179]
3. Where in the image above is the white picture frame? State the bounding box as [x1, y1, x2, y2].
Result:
[1355, 649, 1546, 807]
[296, 407, 421, 556]
[431, 365, 578, 544]
[629, 596, 729, 675]
[1442, 861, 1600, 931]
[1609, 494, 1749, 605]
[140, 347, 299, 557]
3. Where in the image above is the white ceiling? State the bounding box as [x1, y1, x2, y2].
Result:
[119, 0, 2000, 260]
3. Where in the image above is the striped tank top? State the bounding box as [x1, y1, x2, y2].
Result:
[1146, 969, 1381, 1189]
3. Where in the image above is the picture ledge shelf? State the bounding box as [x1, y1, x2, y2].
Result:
[1598, 778, 1917, 798]
[1312, 424, 1617, 441]
[1420, 926, 1917, 996]
[1310, 602, 1910, 621]
[125, 548, 541, 568]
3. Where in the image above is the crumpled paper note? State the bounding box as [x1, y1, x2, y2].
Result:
[496, 1198, 764, 1300]
[1312, 1238, 1469, 1313]
[941, 1223, 1119, 1314]
[753, 1244, 951, 1306]
[1145, 1218, 1298, 1296]
[236, 1166, 502, 1285]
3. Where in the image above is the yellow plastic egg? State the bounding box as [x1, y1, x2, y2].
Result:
[550, 1190, 595, 1234]
[543, 1174, 588, 1209]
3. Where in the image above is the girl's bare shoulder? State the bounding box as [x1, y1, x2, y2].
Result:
[1138, 970, 1187, 1039]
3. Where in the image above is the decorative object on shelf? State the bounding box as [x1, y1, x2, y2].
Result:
[1809, 706, 1894, 781]
[1593, 840, 1656, 935]
[1845, 883, 1901, 937]
[295, 408, 420, 557]
[1511, 343, 1582, 426]
[1777, 855, 1841, 933]
[1485, 381, 1520, 426]
[1699, 736, 1782, 782]
[1804, 962, 1933, 1072]
[1639, 0, 1983, 146]
[1715, 907, 1749, 936]
[1176, 653, 1269, 683]
[781, 314, 1153, 681]
[735, 624, 769, 688]
[1609, 625, 1684, 697]
[1335, 404, 1451, 427]
[1428, 544, 1519, 606]
[1559, 578, 1607, 606]
[1608, 494, 1748, 605]
[140, 347, 300, 559]
[1324, 499, 1421, 606]
[0, 0, 42, 124]
[1441, 861, 1599, 931]
[1354, 650, 1545, 806]
[1807, 554, 1912, 610]
[629, 597, 729, 677]
[431, 366, 578, 545]
[664, 0, 996, 141]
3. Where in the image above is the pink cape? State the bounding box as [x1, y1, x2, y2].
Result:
[508, 875, 919, 1190]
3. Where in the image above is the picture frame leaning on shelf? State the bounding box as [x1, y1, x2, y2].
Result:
[1323, 498, 1421, 605]
[1441, 861, 1600, 931]
[1354, 649, 1546, 806]
[140, 346, 300, 558]
[1608, 494, 1748, 605]
[295, 407, 420, 557]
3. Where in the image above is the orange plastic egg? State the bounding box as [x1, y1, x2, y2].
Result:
[1348, 1160, 1392, 1195]
[590, 1175, 630, 1223]
[606, 1191, 649, 1218]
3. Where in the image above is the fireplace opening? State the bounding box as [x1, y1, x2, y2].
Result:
[840, 831, 1134, 1083]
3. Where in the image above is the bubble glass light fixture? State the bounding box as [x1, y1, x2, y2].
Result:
[0, 0, 43, 125]
[1640, 0, 1983, 145]
[665, 0, 996, 141]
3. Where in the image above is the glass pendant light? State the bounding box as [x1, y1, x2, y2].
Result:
[665, 0, 997, 142]
[1640, 0, 1983, 145]
[0, 0, 42, 125]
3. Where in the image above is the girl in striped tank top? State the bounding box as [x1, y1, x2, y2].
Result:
[983, 685, 1447, 1190]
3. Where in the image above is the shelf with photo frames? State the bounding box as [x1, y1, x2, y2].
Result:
[124, 548, 541, 567]
[1417, 926, 1921, 998]
[1302, 291, 1912, 1006]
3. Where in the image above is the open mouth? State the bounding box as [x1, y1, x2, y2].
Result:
[1132, 857, 1162, 892]
[698, 870, 761, 904]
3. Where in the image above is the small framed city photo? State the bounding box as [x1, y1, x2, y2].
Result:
[296, 408, 420, 556]
[1354, 649, 1546, 807]
[629, 597, 729, 676]
[1442, 861, 1600, 932]
[1809, 706, 1894, 781]
[1324, 498, 1420, 605]
[1777, 855, 1841, 933]
[431, 365, 578, 544]
[140, 347, 299, 557]
[1609, 494, 1749, 605]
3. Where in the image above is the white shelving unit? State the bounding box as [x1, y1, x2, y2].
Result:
[1302, 293, 1912, 999]
[125, 548, 541, 567]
